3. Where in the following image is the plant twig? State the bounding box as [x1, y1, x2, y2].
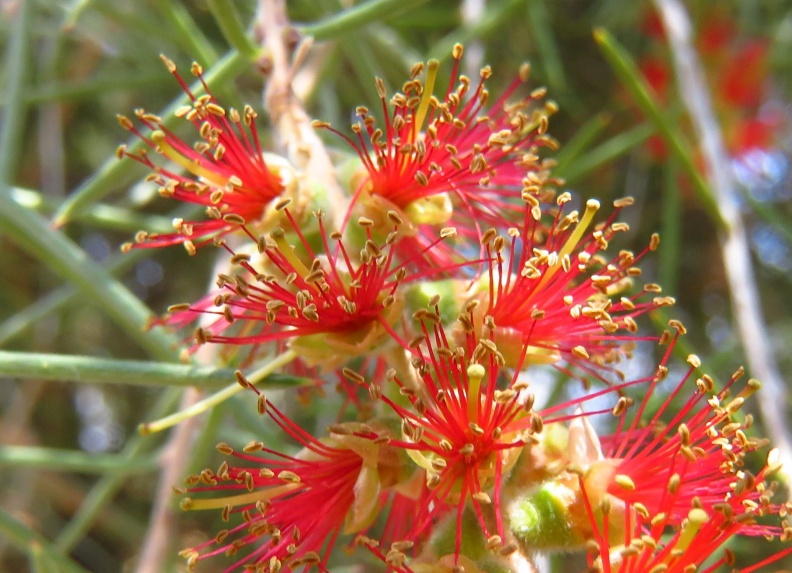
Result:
[258, 0, 347, 226]
[134, 388, 203, 573]
[0, 351, 230, 388]
[654, 0, 792, 490]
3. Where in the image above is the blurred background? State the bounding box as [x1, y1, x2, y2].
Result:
[1, 0, 792, 571]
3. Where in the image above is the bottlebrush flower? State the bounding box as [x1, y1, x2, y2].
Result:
[540, 325, 790, 565]
[314, 43, 560, 267]
[585, 503, 792, 573]
[507, 325, 792, 566]
[582, 434, 792, 573]
[577, 323, 786, 537]
[367, 306, 653, 562]
[463, 193, 670, 377]
[179, 398, 399, 573]
[162, 206, 450, 369]
[118, 56, 297, 254]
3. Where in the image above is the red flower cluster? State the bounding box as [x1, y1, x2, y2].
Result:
[474, 194, 668, 377]
[118, 57, 295, 254]
[179, 400, 394, 572]
[579, 332, 792, 572]
[164, 207, 422, 370]
[315, 43, 560, 269]
[119, 50, 790, 573]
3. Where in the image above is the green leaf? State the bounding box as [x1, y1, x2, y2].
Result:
[301, 0, 432, 41]
[556, 121, 655, 183]
[552, 112, 611, 178]
[207, 0, 259, 58]
[0, 509, 89, 573]
[0, 446, 158, 474]
[593, 28, 727, 229]
[0, 350, 314, 390]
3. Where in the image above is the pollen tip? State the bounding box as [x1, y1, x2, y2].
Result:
[467, 363, 485, 380]
[159, 54, 176, 72]
[585, 198, 601, 211]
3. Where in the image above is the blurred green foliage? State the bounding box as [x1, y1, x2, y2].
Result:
[1, 0, 792, 571]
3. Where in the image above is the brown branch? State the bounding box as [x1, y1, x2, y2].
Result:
[257, 0, 347, 226]
[654, 0, 792, 489]
[134, 387, 203, 573]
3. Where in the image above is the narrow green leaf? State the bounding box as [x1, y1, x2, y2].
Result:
[0, 509, 90, 573]
[10, 187, 174, 234]
[0, 351, 230, 388]
[552, 112, 611, 178]
[0, 0, 30, 184]
[0, 446, 158, 474]
[301, 0, 431, 41]
[593, 28, 726, 229]
[207, 0, 259, 58]
[157, 0, 219, 65]
[0, 199, 181, 361]
[0, 201, 205, 346]
[0, 350, 313, 390]
[558, 121, 655, 183]
[29, 540, 59, 573]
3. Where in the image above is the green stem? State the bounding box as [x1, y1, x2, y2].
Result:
[139, 349, 300, 434]
[0, 0, 30, 183]
[0, 446, 158, 474]
[0, 508, 89, 573]
[29, 540, 59, 573]
[207, 0, 259, 58]
[75, 203, 174, 234]
[301, 0, 431, 41]
[428, 0, 526, 62]
[0, 351, 234, 388]
[0, 350, 311, 390]
[10, 187, 174, 234]
[0, 197, 181, 360]
[560, 122, 655, 183]
[0, 249, 144, 345]
[593, 28, 727, 229]
[552, 112, 611, 178]
[52, 50, 248, 225]
[157, 0, 219, 65]
[0, 204, 208, 346]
